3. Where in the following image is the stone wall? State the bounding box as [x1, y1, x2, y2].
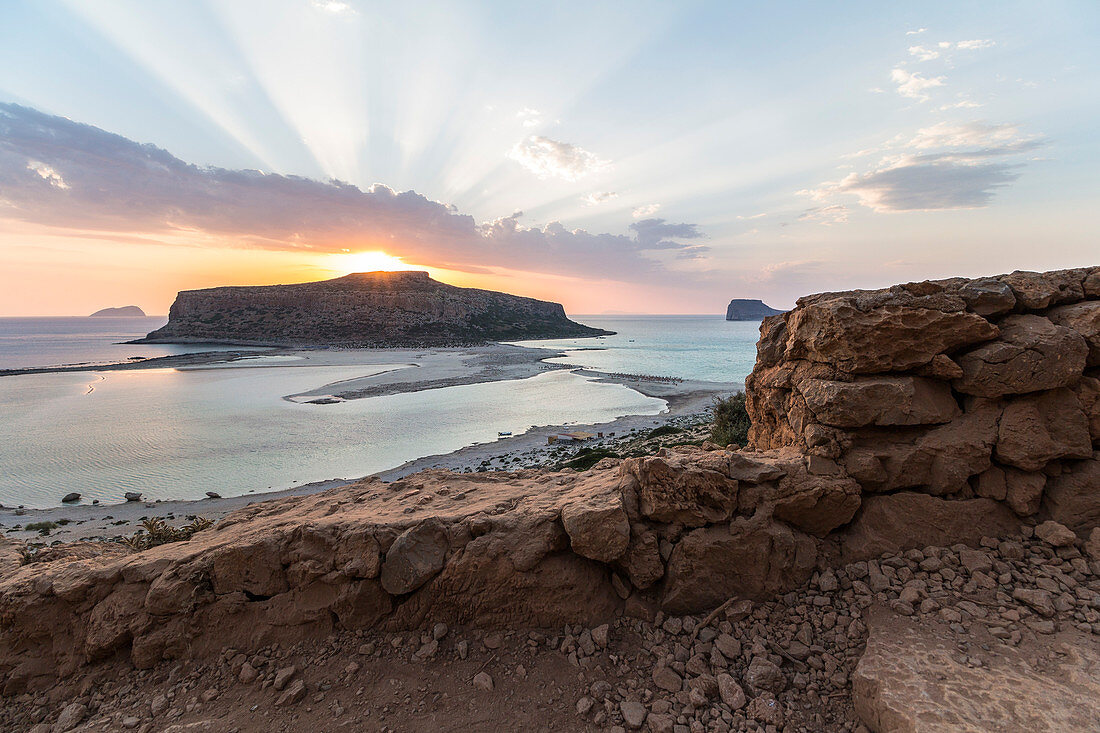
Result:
[2, 266, 1098, 693]
[747, 267, 1100, 532]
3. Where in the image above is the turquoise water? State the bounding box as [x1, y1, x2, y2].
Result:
[0, 314, 762, 508]
[0, 366, 664, 508]
[515, 315, 761, 384]
[0, 316, 266, 370]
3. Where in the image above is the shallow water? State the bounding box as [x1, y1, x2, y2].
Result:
[0, 366, 665, 508]
[516, 315, 761, 384]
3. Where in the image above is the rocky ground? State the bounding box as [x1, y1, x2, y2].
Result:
[5, 520, 1098, 732]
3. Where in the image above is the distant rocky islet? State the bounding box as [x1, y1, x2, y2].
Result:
[88, 305, 146, 317]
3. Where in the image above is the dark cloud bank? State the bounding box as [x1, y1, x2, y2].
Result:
[0, 103, 706, 283]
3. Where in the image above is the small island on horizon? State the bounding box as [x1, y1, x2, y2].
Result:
[725, 298, 784, 321]
[89, 305, 146, 317]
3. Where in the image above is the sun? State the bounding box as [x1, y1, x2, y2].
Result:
[328, 250, 413, 275]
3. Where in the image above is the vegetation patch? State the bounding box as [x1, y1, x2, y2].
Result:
[23, 521, 58, 536]
[120, 517, 213, 551]
[646, 424, 683, 439]
[711, 391, 751, 447]
[558, 447, 621, 471]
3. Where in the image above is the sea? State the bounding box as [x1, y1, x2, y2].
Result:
[0, 315, 760, 508]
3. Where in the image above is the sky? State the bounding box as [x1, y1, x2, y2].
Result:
[0, 1, 1097, 316]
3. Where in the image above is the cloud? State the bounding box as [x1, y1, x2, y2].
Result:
[582, 191, 618, 206]
[517, 107, 542, 128]
[632, 204, 661, 218]
[310, 0, 355, 14]
[798, 204, 849, 224]
[816, 157, 1020, 211]
[908, 45, 939, 62]
[0, 103, 705, 286]
[801, 119, 1040, 213]
[509, 135, 609, 181]
[906, 28, 927, 35]
[891, 68, 945, 101]
[908, 121, 1039, 151]
[956, 39, 995, 50]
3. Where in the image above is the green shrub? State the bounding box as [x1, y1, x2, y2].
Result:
[647, 424, 683, 439]
[711, 392, 751, 447]
[559, 447, 620, 471]
[24, 521, 58, 536]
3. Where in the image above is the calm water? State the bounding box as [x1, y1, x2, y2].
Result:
[0, 316, 265, 370]
[0, 314, 761, 508]
[515, 315, 761, 384]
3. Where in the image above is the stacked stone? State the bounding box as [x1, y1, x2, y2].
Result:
[746, 267, 1100, 534]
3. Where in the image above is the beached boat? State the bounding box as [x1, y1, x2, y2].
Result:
[497, 431, 512, 437]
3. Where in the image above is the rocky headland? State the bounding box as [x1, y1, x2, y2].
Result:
[88, 306, 146, 318]
[726, 300, 783, 321]
[2, 265, 1099, 732]
[136, 271, 611, 347]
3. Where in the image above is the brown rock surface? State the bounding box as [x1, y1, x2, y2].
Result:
[1041, 454, 1100, 534]
[953, 314, 1087, 397]
[995, 387, 1092, 470]
[799, 376, 960, 428]
[1047, 300, 1100, 366]
[854, 616, 1100, 733]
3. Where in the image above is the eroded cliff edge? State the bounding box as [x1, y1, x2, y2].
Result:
[137, 270, 611, 346]
[2, 266, 1098, 696]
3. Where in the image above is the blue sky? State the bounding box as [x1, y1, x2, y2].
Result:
[0, 0, 1097, 314]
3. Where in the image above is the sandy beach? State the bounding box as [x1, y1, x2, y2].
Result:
[0, 342, 740, 544]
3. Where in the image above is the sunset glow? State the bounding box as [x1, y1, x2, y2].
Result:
[326, 251, 414, 276]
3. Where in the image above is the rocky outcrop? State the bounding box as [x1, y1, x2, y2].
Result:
[88, 305, 146, 317]
[4, 265, 1099, 696]
[748, 266, 1100, 531]
[138, 271, 610, 346]
[726, 299, 784, 321]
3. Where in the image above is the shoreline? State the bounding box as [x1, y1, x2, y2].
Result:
[0, 368, 739, 544]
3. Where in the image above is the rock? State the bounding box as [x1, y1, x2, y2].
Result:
[150, 694, 168, 717]
[958, 548, 993, 573]
[1012, 588, 1056, 617]
[52, 702, 87, 731]
[995, 388, 1092, 471]
[205, 491, 222, 499]
[783, 295, 998, 374]
[1034, 521, 1077, 548]
[838, 493, 1018, 562]
[1001, 268, 1087, 310]
[380, 518, 449, 594]
[773, 465, 861, 537]
[1047, 301, 1100, 366]
[472, 672, 494, 691]
[238, 662, 258, 684]
[275, 678, 306, 706]
[663, 520, 816, 612]
[591, 623, 609, 649]
[1071, 376, 1100, 444]
[124, 492, 142, 501]
[121, 716, 140, 729]
[652, 664, 683, 693]
[800, 376, 960, 428]
[617, 528, 664, 589]
[432, 622, 448, 640]
[273, 665, 297, 691]
[745, 694, 785, 726]
[1087, 528, 1100, 562]
[576, 696, 594, 716]
[61, 493, 80, 503]
[745, 656, 786, 694]
[621, 453, 739, 526]
[954, 315, 1087, 398]
[1041, 453, 1100, 533]
[716, 673, 746, 709]
[715, 633, 741, 660]
[959, 277, 1016, 317]
[560, 494, 630, 562]
[619, 700, 647, 729]
[1004, 468, 1046, 516]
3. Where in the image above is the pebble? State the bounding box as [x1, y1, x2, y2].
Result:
[472, 672, 494, 691]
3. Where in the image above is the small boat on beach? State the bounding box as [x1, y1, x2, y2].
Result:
[497, 431, 512, 437]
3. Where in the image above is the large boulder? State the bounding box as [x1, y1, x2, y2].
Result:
[1047, 301, 1100, 366]
[772, 462, 862, 537]
[995, 388, 1092, 471]
[1041, 455, 1100, 534]
[953, 315, 1088, 397]
[782, 300, 997, 374]
[1071, 375, 1100, 445]
[837, 492, 1019, 562]
[621, 453, 738, 527]
[379, 519, 449, 595]
[1000, 268, 1088, 309]
[560, 494, 630, 562]
[799, 376, 960, 428]
[662, 519, 816, 612]
[841, 402, 1000, 495]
